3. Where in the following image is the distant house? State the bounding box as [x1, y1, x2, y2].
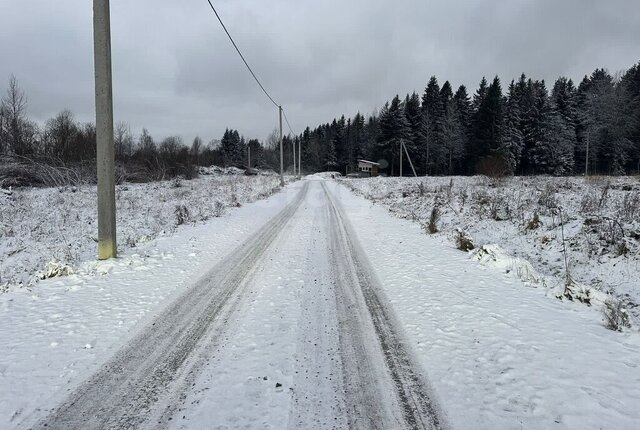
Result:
[358, 160, 380, 177]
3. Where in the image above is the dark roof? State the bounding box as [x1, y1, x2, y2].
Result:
[357, 159, 380, 166]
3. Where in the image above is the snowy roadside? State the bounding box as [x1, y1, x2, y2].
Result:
[0, 169, 286, 291]
[339, 175, 640, 325]
[327, 180, 640, 429]
[0, 178, 301, 428]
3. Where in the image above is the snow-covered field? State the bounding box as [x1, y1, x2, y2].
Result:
[0, 168, 285, 291]
[0, 175, 638, 429]
[339, 175, 640, 327]
[331, 180, 640, 429]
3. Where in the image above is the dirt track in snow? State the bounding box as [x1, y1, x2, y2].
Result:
[33, 179, 446, 430]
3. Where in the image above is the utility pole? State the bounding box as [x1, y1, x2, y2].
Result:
[298, 137, 301, 179]
[93, 0, 116, 259]
[585, 130, 590, 177]
[402, 141, 417, 177]
[399, 140, 403, 177]
[292, 135, 296, 178]
[279, 106, 284, 186]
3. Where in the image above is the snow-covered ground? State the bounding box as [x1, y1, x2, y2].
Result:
[329, 180, 640, 429]
[0, 177, 301, 428]
[339, 175, 640, 325]
[0, 169, 285, 291]
[1, 175, 638, 429]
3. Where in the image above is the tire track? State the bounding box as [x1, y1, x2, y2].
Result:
[321, 181, 448, 430]
[33, 182, 309, 430]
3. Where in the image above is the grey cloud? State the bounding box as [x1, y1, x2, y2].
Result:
[1, 0, 638, 145]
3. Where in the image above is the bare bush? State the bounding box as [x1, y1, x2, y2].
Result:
[602, 298, 631, 331]
[174, 205, 190, 226]
[0, 156, 95, 188]
[213, 200, 225, 217]
[538, 183, 558, 210]
[455, 229, 475, 251]
[598, 181, 611, 209]
[580, 192, 599, 214]
[427, 205, 440, 234]
[418, 181, 425, 197]
[526, 212, 541, 231]
[616, 191, 640, 221]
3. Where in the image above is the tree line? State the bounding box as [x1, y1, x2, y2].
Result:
[296, 62, 640, 176]
[2, 61, 639, 186]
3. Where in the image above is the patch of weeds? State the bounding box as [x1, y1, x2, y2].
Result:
[174, 205, 190, 226]
[455, 229, 475, 251]
[538, 183, 558, 211]
[418, 181, 426, 197]
[602, 298, 631, 331]
[598, 181, 611, 209]
[427, 205, 440, 234]
[526, 212, 541, 231]
[213, 200, 225, 218]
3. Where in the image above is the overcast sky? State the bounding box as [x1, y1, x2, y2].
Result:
[1, 0, 638, 144]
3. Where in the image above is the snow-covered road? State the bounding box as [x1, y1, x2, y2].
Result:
[2, 177, 639, 429]
[25, 178, 447, 429]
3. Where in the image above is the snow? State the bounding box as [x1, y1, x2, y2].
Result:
[170, 185, 320, 429]
[0, 172, 285, 291]
[327, 179, 640, 429]
[1, 175, 639, 429]
[339, 175, 640, 323]
[0, 176, 300, 427]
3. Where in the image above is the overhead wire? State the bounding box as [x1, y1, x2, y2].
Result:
[282, 109, 298, 137]
[205, 0, 279, 108]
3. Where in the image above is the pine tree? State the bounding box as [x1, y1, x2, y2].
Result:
[620, 62, 640, 173]
[377, 96, 410, 175]
[501, 81, 524, 174]
[220, 129, 242, 167]
[471, 77, 505, 174]
[351, 113, 366, 163]
[454, 85, 472, 173]
[403, 93, 421, 148]
[325, 136, 338, 171]
[421, 77, 444, 174]
[440, 81, 462, 174]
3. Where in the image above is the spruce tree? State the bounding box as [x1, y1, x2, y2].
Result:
[421, 77, 444, 174]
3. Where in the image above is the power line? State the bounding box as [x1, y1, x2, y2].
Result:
[282, 108, 297, 137]
[205, 0, 279, 108]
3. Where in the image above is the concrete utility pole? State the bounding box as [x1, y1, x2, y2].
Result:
[292, 135, 296, 178]
[585, 130, 590, 177]
[279, 106, 284, 186]
[298, 137, 301, 179]
[399, 140, 403, 177]
[402, 141, 418, 177]
[93, 0, 117, 259]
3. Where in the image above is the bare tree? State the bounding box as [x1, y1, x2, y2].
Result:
[42, 110, 78, 160]
[115, 121, 134, 159]
[1, 75, 29, 155]
[191, 136, 202, 166]
[159, 136, 183, 158]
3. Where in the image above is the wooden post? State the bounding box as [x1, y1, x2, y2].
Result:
[93, 0, 117, 259]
